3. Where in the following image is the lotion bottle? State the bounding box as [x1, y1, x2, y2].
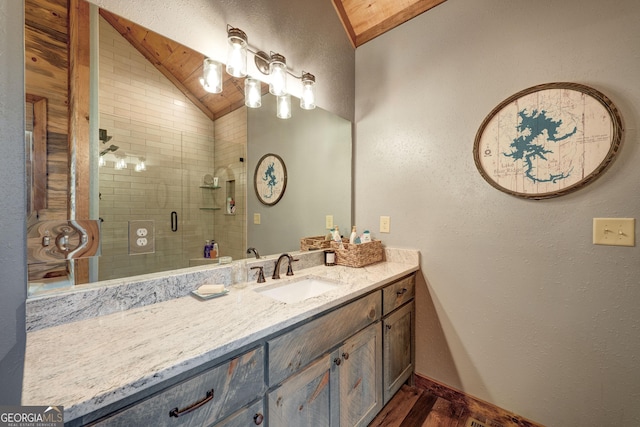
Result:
[349, 226, 357, 244]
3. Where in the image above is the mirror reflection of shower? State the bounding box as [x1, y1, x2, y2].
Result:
[97, 128, 146, 171]
[98, 128, 118, 168]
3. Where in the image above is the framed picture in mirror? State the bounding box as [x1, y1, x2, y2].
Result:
[254, 153, 287, 206]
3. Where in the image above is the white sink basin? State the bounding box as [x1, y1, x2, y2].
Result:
[256, 277, 339, 304]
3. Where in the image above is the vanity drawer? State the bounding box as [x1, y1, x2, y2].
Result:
[382, 274, 415, 315]
[95, 346, 265, 427]
[213, 398, 264, 427]
[267, 291, 381, 386]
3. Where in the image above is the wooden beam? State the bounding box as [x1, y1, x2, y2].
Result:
[356, 0, 447, 46]
[331, 0, 357, 48]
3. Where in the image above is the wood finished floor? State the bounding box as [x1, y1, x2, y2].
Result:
[369, 385, 474, 427]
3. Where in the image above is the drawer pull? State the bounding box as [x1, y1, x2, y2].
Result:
[169, 388, 214, 418]
[396, 288, 408, 296]
[386, 324, 392, 330]
[334, 357, 342, 366]
[342, 352, 349, 360]
[254, 413, 264, 425]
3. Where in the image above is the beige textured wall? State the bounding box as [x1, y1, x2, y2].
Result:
[355, 0, 640, 425]
[98, 17, 215, 280]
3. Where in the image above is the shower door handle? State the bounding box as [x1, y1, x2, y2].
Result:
[171, 211, 178, 232]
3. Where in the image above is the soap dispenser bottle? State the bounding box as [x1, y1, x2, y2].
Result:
[204, 240, 212, 258]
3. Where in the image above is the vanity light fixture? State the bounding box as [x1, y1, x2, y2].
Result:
[244, 77, 262, 108]
[221, 25, 317, 118]
[225, 26, 248, 78]
[276, 94, 292, 119]
[300, 72, 316, 110]
[200, 58, 223, 93]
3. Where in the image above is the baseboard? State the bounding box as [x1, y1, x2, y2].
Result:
[413, 373, 545, 427]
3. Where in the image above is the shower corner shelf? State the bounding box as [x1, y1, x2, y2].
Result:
[199, 185, 221, 190]
[199, 207, 221, 211]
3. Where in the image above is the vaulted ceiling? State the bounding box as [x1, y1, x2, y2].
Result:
[99, 1, 446, 121]
[332, 0, 447, 47]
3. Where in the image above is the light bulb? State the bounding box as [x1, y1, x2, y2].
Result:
[225, 27, 247, 78]
[300, 72, 316, 110]
[244, 78, 262, 108]
[200, 58, 222, 93]
[269, 54, 287, 96]
[277, 94, 291, 119]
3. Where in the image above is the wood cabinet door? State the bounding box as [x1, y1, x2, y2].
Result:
[268, 355, 337, 427]
[338, 322, 383, 427]
[382, 301, 414, 404]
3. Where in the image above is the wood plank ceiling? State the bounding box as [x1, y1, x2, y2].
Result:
[99, 1, 446, 121]
[332, 0, 447, 47]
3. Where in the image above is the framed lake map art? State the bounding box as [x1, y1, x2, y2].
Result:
[254, 153, 287, 206]
[473, 82, 623, 199]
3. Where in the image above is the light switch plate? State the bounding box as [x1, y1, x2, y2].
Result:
[254, 213, 261, 225]
[326, 215, 334, 229]
[593, 218, 635, 246]
[380, 216, 390, 233]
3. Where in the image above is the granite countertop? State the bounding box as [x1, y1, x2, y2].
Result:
[22, 249, 419, 422]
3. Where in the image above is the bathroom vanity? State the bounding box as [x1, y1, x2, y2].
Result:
[22, 249, 418, 426]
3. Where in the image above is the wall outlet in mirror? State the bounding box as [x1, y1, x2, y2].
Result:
[129, 220, 155, 255]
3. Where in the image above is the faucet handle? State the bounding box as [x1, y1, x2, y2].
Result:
[286, 258, 299, 276]
[251, 266, 266, 283]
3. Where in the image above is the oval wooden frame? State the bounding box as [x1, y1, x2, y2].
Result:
[473, 82, 623, 200]
[254, 153, 288, 206]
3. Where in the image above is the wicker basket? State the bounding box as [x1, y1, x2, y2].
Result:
[300, 235, 331, 251]
[330, 239, 383, 268]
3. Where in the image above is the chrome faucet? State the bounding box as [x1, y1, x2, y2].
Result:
[247, 247, 260, 259]
[272, 253, 297, 279]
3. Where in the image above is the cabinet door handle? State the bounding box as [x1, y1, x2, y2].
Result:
[342, 352, 349, 360]
[169, 388, 214, 418]
[253, 413, 264, 425]
[386, 324, 392, 330]
[396, 287, 408, 296]
[334, 357, 342, 366]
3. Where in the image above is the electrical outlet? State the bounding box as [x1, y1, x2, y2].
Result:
[129, 220, 155, 254]
[380, 216, 390, 233]
[326, 215, 334, 229]
[593, 218, 635, 246]
[254, 213, 261, 225]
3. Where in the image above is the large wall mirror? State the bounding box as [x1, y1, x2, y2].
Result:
[25, 0, 352, 296]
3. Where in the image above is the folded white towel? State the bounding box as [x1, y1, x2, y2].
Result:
[197, 284, 226, 295]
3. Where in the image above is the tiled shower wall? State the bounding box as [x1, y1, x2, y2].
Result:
[213, 108, 247, 261]
[98, 17, 217, 280]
